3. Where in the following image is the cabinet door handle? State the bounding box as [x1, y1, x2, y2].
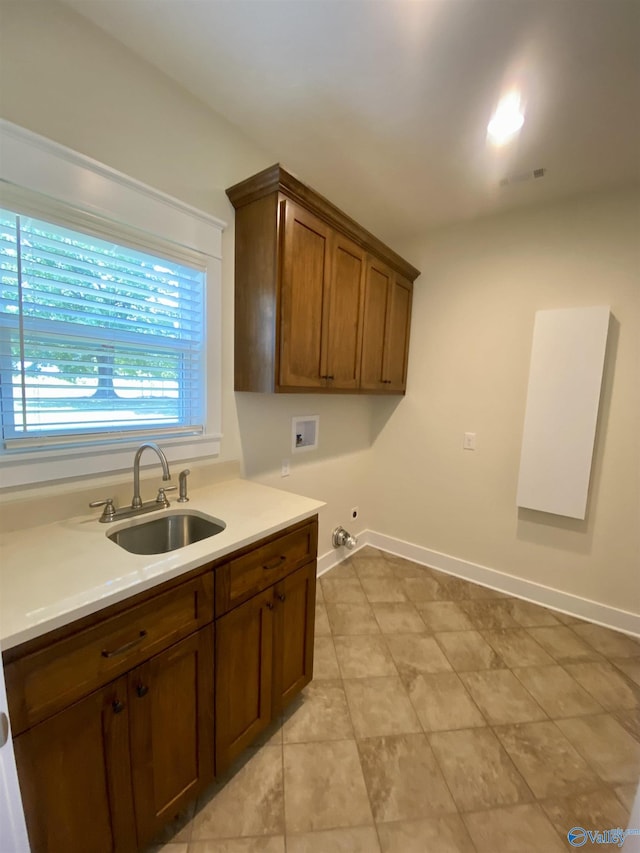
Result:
[265, 600, 274, 611]
[112, 699, 125, 714]
[136, 684, 149, 698]
[263, 555, 286, 571]
[321, 375, 334, 381]
[381, 379, 392, 384]
[101, 630, 148, 659]
[276, 592, 286, 602]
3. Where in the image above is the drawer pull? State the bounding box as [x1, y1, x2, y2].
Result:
[263, 555, 286, 571]
[112, 699, 125, 714]
[136, 684, 149, 698]
[265, 600, 274, 611]
[101, 630, 148, 659]
[276, 592, 286, 603]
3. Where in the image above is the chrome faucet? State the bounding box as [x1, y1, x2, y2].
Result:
[90, 442, 174, 522]
[132, 442, 171, 508]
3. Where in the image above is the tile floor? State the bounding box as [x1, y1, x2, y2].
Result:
[148, 547, 640, 853]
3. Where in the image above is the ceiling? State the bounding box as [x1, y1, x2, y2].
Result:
[63, 0, 639, 244]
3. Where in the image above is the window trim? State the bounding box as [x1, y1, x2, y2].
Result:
[0, 120, 225, 488]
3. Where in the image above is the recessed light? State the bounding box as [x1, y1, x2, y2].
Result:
[487, 91, 525, 146]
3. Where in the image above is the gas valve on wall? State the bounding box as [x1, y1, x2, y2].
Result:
[332, 526, 358, 550]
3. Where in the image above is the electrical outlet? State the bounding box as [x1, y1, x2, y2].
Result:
[350, 506, 359, 520]
[281, 459, 290, 477]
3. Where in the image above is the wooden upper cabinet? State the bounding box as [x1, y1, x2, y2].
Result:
[279, 200, 330, 389]
[227, 164, 419, 394]
[361, 258, 413, 392]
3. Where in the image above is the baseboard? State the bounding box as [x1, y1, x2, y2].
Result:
[318, 529, 640, 638]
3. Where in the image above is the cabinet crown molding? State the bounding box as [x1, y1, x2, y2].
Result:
[226, 164, 420, 283]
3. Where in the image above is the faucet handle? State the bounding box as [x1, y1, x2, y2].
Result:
[89, 498, 116, 523]
[155, 486, 177, 507]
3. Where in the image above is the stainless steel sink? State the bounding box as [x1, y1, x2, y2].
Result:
[108, 512, 225, 555]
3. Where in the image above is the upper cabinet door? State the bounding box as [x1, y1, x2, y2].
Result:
[360, 259, 391, 390]
[324, 233, 366, 390]
[383, 275, 413, 391]
[278, 200, 331, 389]
[360, 260, 412, 393]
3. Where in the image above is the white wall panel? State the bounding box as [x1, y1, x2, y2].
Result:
[516, 306, 610, 519]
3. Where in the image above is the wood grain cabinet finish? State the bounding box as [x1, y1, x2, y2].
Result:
[227, 164, 419, 394]
[215, 562, 316, 775]
[360, 258, 413, 392]
[4, 515, 318, 852]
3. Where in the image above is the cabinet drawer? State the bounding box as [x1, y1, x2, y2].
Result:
[5, 573, 213, 734]
[215, 518, 318, 616]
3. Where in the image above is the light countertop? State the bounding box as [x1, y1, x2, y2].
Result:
[0, 478, 324, 651]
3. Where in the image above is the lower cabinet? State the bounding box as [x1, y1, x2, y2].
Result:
[6, 515, 318, 852]
[13, 626, 214, 853]
[215, 562, 316, 773]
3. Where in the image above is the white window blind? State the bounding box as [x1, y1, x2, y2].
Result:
[0, 207, 206, 449]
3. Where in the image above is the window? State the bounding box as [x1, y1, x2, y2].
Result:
[0, 120, 224, 487]
[0, 210, 205, 446]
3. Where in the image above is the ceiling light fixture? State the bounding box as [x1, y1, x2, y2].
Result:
[487, 91, 525, 146]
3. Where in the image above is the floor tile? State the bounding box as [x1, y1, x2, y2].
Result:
[314, 600, 331, 636]
[481, 629, 554, 668]
[613, 658, 640, 687]
[511, 665, 603, 718]
[494, 721, 601, 798]
[287, 826, 380, 853]
[385, 634, 452, 679]
[383, 556, 427, 578]
[282, 680, 353, 743]
[358, 733, 456, 822]
[417, 601, 473, 632]
[435, 630, 504, 671]
[344, 676, 422, 738]
[466, 585, 511, 600]
[191, 746, 284, 840]
[188, 839, 285, 853]
[406, 672, 486, 732]
[614, 783, 638, 812]
[282, 740, 373, 833]
[509, 600, 560, 627]
[460, 669, 547, 725]
[145, 844, 188, 853]
[360, 576, 408, 602]
[377, 815, 474, 853]
[334, 634, 397, 678]
[615, 707, 640, 741]
[320, 577, 366, 603]
[325, 601, 380, 635]
[526, 626, 602, 663]
[320, 561, 358, 580]
[352, 556, 395, 579]
[432, 574, 478, 600]
[458, 600, 519, 630]
[429, 728, 532, 811]
[555, 714, 640, 785]
[564, 661, 640, 710]
[400, 576, 442, 602]
[571, 623, 640, 658]
[540, 787, 631, 843]
[372, 602, 426, 634]
[312, 635, 340, 679]
[463, 803, 565, 853]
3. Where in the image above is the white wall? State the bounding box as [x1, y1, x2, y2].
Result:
[372, 188, 639, 613]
